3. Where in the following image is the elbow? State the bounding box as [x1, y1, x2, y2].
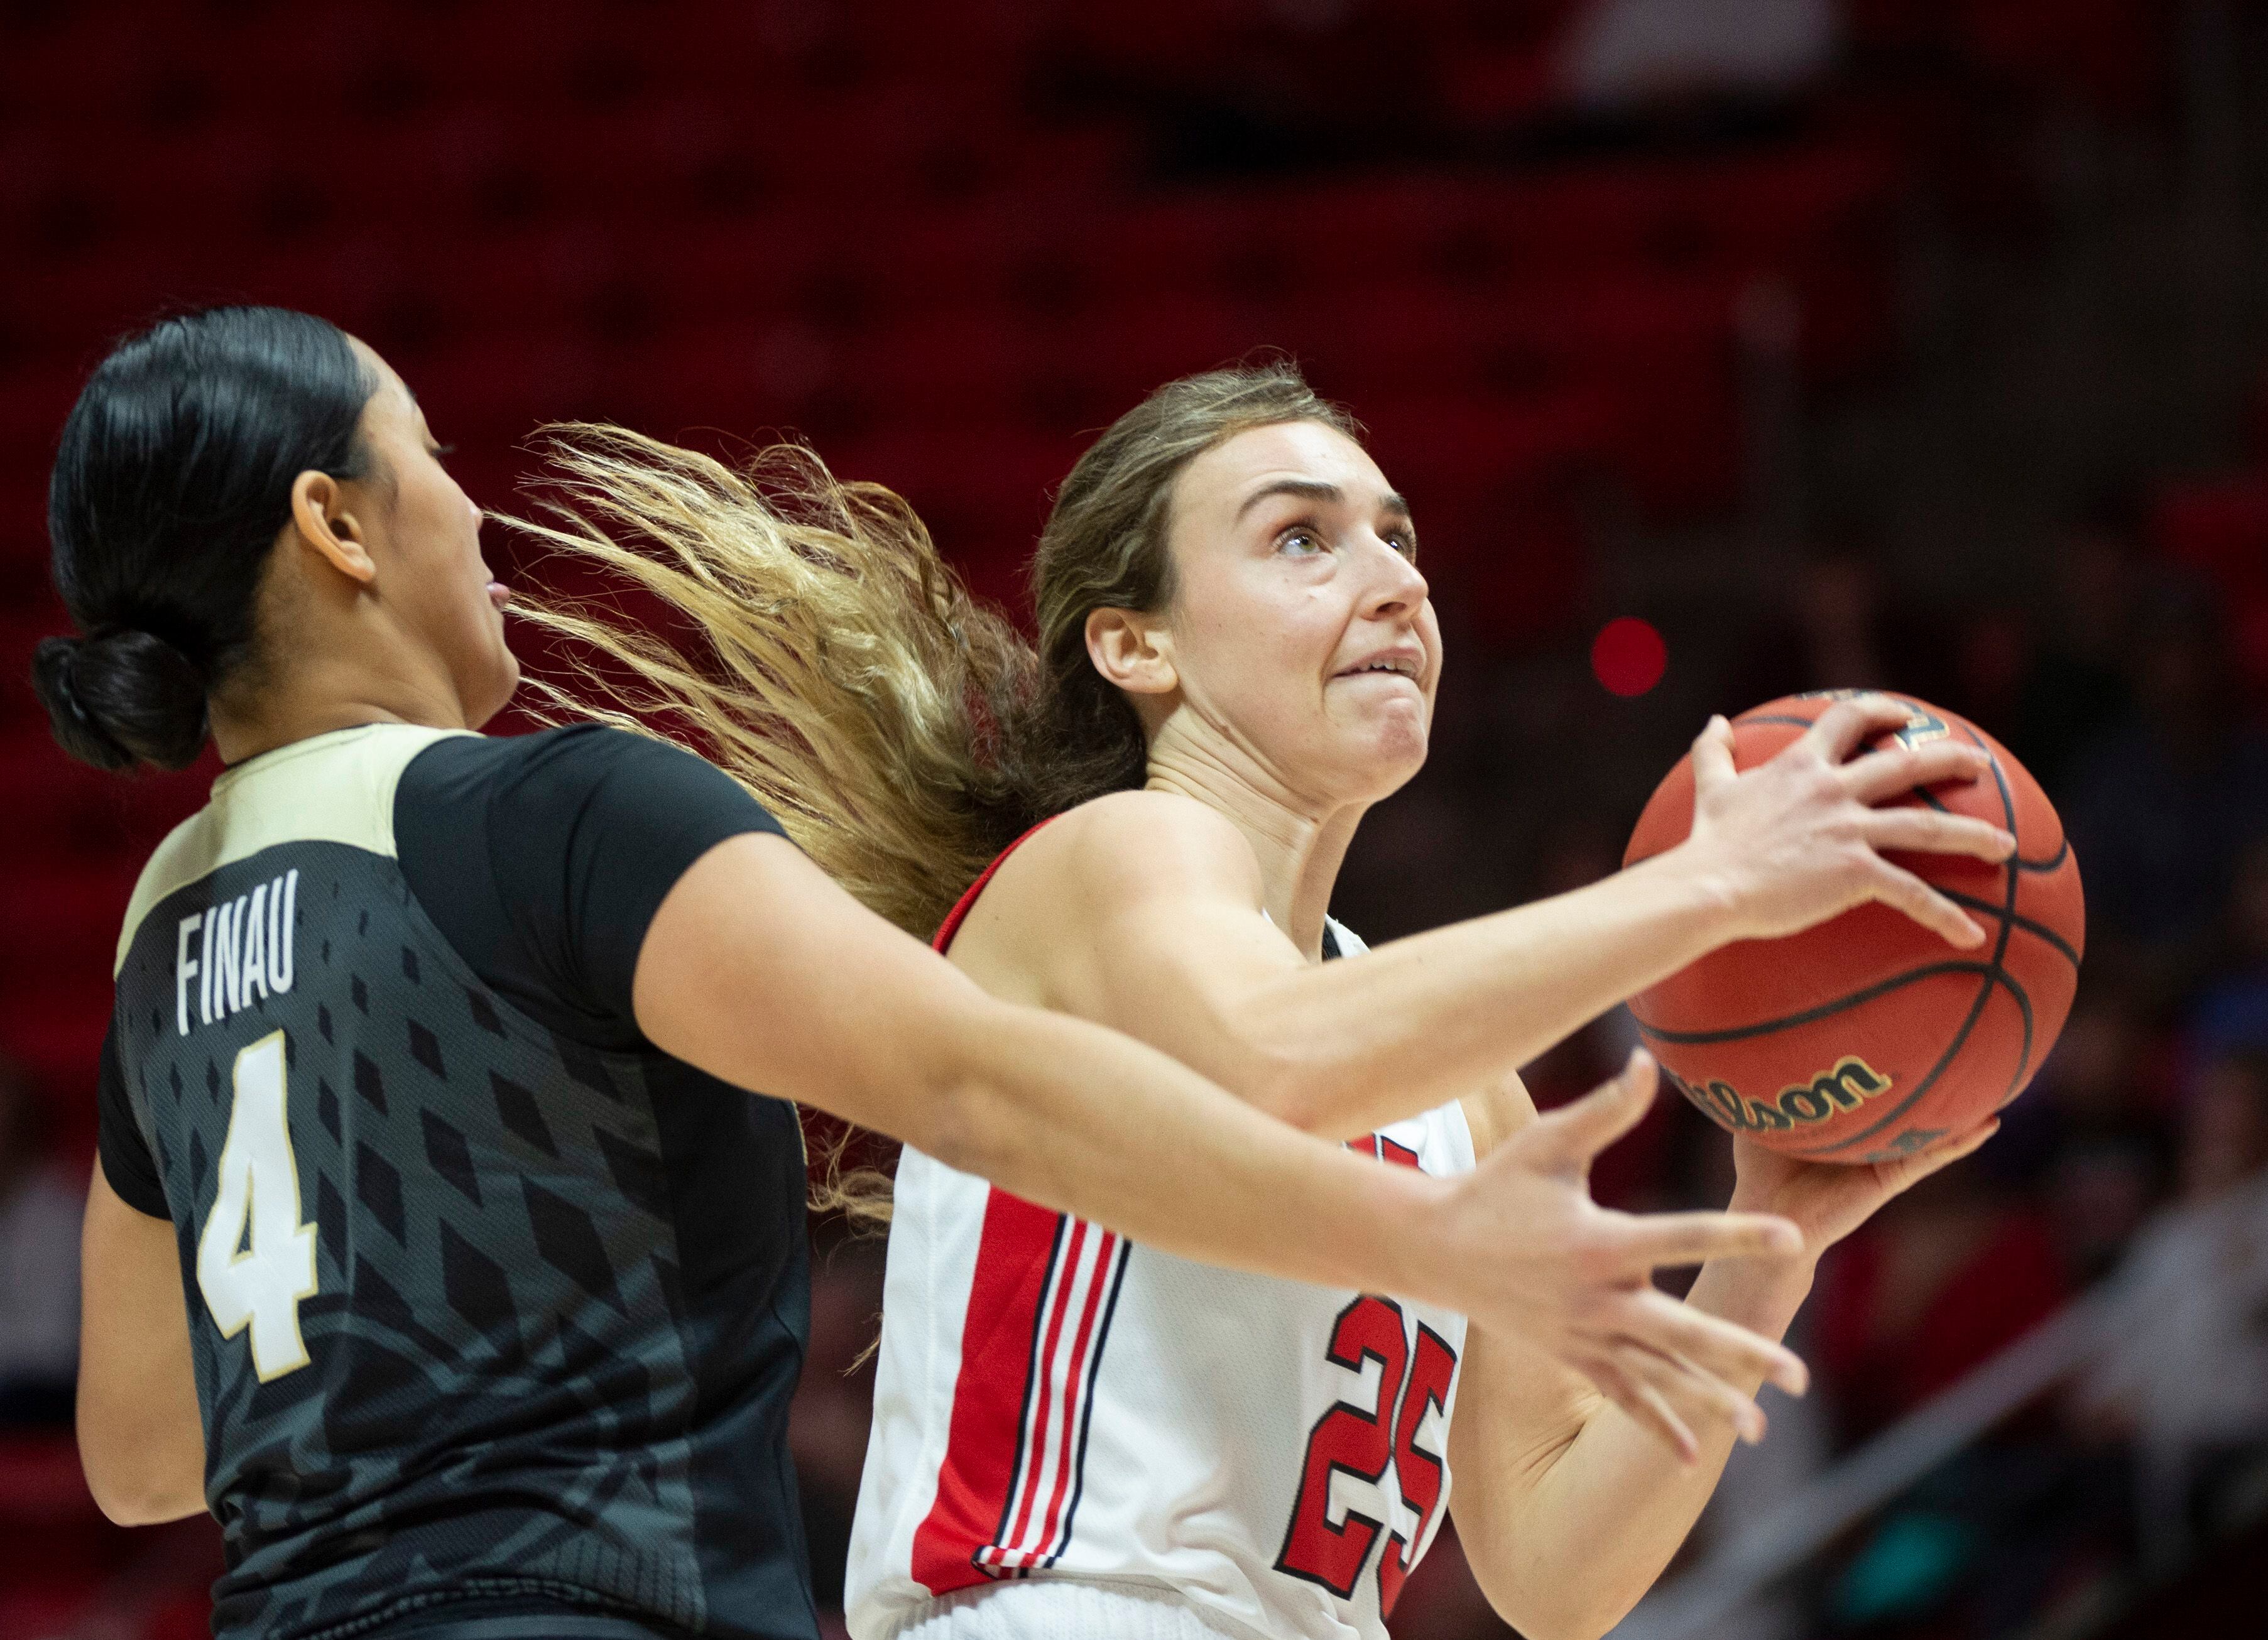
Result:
[79, 1452, 201, 1527]
[1475, 1587, 1612, 1640]
[901, 1004, 1027, 1181]
[77, 1406, 204, 1526]
[914, 1066, 1010, 1181]
[1464, 1539, 1627, 1640]
[1241, 1043, 1364, 1138]
[1483, 1583, 1638, 1640]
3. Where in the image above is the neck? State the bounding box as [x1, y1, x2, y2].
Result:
[209, 652, 472, 766]
[1143, 717, 1366, 960]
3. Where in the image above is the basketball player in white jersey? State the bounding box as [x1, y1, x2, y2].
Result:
[518, 368, 2010, 1640]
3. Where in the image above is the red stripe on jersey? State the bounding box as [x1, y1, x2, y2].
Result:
[1030, 1230, 1120, 1563]
[1000, 1219, 1091, 1558]
[1379, 1136, 1421, 1170]
[909, 1190, 1064, 1592]
[934, 818, 1060, 957]
[913, 818, 1081, 1595]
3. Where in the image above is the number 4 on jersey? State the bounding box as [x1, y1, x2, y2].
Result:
[196, 1029, 318, 1381]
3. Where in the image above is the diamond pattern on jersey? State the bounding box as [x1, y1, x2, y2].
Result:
[420, 1109, 481, 1207]
[112, 843, 716, 1640]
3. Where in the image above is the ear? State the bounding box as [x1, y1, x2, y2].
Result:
[1085, 606, 1177, 698]
[289, 470, 376, 586]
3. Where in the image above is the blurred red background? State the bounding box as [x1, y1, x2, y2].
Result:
[6, 3, 2268, 1638]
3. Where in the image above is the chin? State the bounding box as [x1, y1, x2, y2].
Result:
[468, 654, 522, 730]
[1341, 732, 1429, 801]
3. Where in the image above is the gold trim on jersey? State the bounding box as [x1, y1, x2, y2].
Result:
[115, 724, 476, 976]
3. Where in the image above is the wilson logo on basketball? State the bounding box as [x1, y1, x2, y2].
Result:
[1663, 1055, 1895, 1134]
[1795, 689, 1951, 750]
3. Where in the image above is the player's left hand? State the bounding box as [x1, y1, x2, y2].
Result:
[1726, 1121, 2000, 1255]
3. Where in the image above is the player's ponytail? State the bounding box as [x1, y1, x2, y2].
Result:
[36, 306, 376, 771]
[508, 429, 1041, 943]
[514, 362, 1358, 938]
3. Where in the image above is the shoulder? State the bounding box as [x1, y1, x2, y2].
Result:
[406, 720, 675, 786]
[114, 806, 215, 975]
[945, 791, 1265, 983]
[1011, 790, 1264, 916]
[404, 724, 782, 832]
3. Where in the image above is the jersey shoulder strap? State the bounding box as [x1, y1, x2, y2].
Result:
[934, 817, 1061, 954]
[114, 723, 476, 976]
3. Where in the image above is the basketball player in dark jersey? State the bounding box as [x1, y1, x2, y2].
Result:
[43, 309, 1811, 1640]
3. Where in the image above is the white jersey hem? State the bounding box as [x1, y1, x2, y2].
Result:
[880, 1580, 1251, 1640]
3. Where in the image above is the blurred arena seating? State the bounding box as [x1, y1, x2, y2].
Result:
[0, 2, 2222, 1637]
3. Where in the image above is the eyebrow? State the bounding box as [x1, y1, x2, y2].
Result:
[1236, 479, 1413, 521]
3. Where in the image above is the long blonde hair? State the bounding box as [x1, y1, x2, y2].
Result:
[510, 363, 1358, 940]
[506, 366, 1360, 1213]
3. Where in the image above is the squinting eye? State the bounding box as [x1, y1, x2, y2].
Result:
[1387, 531, 1417, 560]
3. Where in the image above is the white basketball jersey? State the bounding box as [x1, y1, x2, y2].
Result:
[846, 913, 1475, 1640]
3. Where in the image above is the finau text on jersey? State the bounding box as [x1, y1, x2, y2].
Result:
[175, 870, 298, 1036]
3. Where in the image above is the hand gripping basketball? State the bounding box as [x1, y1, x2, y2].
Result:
[1628, 692, 2085, 1163]
[1446, 1049, 1810, 1462]
[1684, 695, 2016, 948]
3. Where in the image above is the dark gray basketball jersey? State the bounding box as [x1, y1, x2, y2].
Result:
[99, 724, 818, 1640]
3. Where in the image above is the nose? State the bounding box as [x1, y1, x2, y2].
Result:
[1359, 532, 1429, 619]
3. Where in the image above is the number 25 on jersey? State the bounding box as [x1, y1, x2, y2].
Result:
[196, 1029, 319, 1381]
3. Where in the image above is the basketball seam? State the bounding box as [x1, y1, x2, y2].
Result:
[1794, 725, 2024, 1158]
[2012, 837, 2070, 872]
[1934, 888, 2080, 969]
[1631, 961, 2000, 1044]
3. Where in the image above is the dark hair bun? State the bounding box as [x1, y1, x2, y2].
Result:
[33, 629, 209, 771]
[42, 305, 374, 778]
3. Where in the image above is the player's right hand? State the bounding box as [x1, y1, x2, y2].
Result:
[1428, 1049, 1810, 1462]
[1681, 695, 2016, 949]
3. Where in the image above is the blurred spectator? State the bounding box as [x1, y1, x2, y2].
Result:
[1992, 977, 2174, 1282]
[2064, 578, 2268, 1005]
[2008, 506, 2144, 801]
[1807, 1163, 2083, 1634]
[2186, 836, 2268, 1063]
[1812, 1158, 2069, 1446]
[1726, 540, 1958, 711]
[0, 1058, 79, 1428]
[2075, 1050, 2268, 1561]
[1564, 0, 1841, 111]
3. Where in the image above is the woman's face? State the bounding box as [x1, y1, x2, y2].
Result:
[344, 342, 518, 726]
[1137, 420, 1441, 806]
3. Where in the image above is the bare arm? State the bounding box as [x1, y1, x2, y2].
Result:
[1015, 698, 2014, 1141]
[1447, 1063, 1997, 1640]
[77, 1159, 205, 1526]
[631, 832, 1809, 1448]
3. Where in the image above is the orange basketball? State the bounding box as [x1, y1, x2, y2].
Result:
[1622, 692, 2085, 1163]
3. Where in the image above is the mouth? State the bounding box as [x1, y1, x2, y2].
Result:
[1333, 653, 1424, 685]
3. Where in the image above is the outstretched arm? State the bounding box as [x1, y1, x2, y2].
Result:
[1447, 1060, 1996, 1640]
[632, 830, 1809, 1453]
[1016, 697, 2014, 1141]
